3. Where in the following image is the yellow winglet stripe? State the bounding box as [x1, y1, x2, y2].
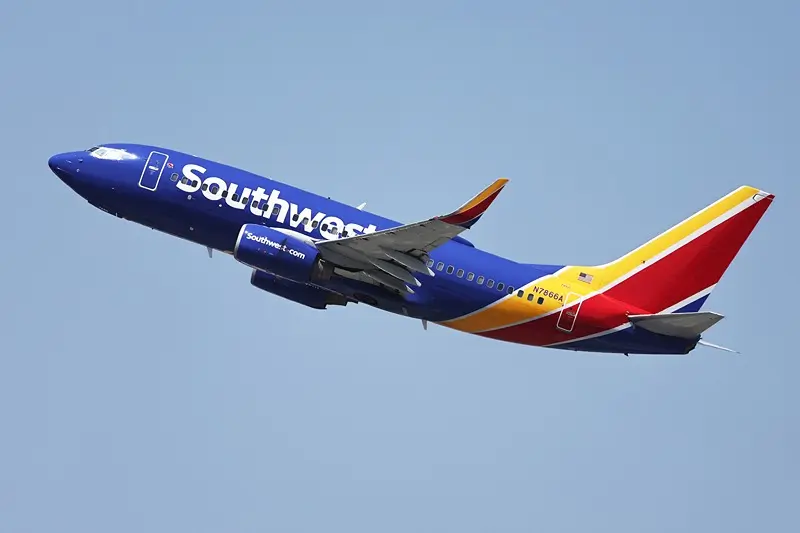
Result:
[451, 178, 509, 215]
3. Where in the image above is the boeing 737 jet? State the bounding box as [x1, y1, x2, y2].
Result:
[48, 144, 774, 355]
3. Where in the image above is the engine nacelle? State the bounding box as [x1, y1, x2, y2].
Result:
[234, 224, 333, 283]
[250, 269, 348, 309]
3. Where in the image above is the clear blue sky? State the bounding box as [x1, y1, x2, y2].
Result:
[1, 1, 797, 531]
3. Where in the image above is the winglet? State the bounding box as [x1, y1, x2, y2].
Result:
[439, 178, 509, 228]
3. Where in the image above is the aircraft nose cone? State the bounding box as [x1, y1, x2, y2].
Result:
[49, 152, 72, 172]
[48, 153, 62, 172]
[48, 152, 78, 187]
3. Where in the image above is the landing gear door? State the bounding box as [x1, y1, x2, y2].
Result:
[139, 151, 169, 191]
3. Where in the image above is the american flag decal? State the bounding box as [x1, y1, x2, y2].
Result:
[578, 272, 593, 283]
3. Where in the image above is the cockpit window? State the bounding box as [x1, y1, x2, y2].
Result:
[87, 146, 138, 161]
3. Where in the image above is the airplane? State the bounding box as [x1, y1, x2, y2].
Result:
[48, 144, 775, 356]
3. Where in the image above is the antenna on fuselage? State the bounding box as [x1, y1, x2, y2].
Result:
[356, 202, 367, 210]
[207, 246, 213, 258]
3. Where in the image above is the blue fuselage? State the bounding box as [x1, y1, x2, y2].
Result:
[48, 143, 561, 324]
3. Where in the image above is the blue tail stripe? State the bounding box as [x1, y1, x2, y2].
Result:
[673, 294, 709, 313]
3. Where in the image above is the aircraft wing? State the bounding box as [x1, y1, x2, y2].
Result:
[315, 178, 509, 293]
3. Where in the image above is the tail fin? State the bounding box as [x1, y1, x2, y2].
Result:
[578, 186, 774, 314]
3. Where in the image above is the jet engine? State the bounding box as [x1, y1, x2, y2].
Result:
[234, 224, 334, 283]
[250, 269, 348, 309]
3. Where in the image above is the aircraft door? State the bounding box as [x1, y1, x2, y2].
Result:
[556, 292, 582, 333]
[139, 151, 169, 191]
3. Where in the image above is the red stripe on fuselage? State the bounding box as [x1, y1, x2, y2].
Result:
[478, 292, 643, 345]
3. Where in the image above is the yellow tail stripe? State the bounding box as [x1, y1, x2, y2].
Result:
[587, 185, 760, 282]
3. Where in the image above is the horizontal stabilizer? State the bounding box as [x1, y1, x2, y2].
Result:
[628, 312, 725, 339]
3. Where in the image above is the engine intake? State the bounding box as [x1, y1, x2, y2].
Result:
[234, 224, 333, 283]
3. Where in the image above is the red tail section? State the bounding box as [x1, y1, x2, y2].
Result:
[596, 186, 774, 313]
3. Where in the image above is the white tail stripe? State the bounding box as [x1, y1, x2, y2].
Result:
[662, 285, 717, 314]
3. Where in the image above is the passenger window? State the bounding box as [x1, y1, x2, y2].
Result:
[201, 183, 208, 191]
[342, 230, 349, 237]
[527, 293, 534, 301]
[427, 259, 434, 267]
[517, 290, 524, 298]
[497, 283, 504, 291]
[292, 214, 299, 221]
[222, 190, 228, 198]
[477, 276, 484, 285]
[446, 265, 454, 274]
[487, 279, 494, 288]
[467, 272, 474, 281]
[210, 184, 219, 194]
[436, 262, 444, 271]
[507, 286, 514, 294]
[457, 269, 464, 278]
[170, 173, 178, 182]
[231, 193, 239, 202]
[181, 177, 189, 184]
[192, 180, 199, 187]
[242, 197, 249, 204]
[272, 207, 280, 216]
[537, 297, 544, 305]
[321, 224, 328, 232]
[312, 220, 319, 228]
